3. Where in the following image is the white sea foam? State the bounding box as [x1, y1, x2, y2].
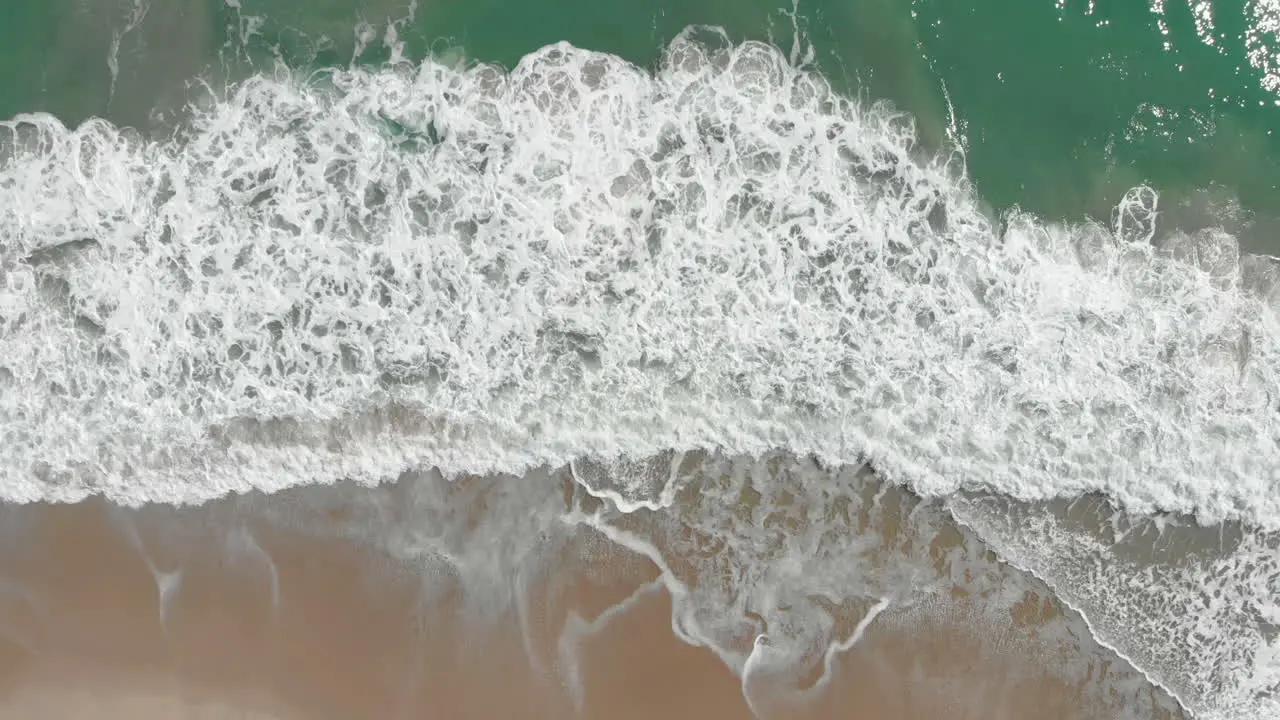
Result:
[1, 28, 1277, 524]
[951, 494, 1280, 720]
[2, 27, 1278, 718]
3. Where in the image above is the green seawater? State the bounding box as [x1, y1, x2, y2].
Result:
[1, 0, 1278, 250]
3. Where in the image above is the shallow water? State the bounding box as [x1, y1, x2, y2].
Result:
[0, 465, 1188, 720]
[2, 2, 1279, 719]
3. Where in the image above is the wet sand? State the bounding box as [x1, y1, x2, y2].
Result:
[0, 496, 1183, 720]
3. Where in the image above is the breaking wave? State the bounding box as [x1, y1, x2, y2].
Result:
[2, 26, 1278, 719]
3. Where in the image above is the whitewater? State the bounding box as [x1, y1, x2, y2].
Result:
[1, 25, 1278, 720]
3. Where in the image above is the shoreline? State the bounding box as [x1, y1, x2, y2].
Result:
[0, 478, 1186, 720]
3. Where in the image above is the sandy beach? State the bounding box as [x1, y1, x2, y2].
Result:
[0, 482, 1186, 720]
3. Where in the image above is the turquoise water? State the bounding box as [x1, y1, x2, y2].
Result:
[2, 0, 1278, 247]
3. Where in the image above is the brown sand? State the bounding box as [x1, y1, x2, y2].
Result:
[0, 499, 1182, 720]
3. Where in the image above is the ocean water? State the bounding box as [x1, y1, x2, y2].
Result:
[1, 1, 1279, 719]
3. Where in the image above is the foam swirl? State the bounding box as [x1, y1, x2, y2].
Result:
[0, 28, 1276, 532]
